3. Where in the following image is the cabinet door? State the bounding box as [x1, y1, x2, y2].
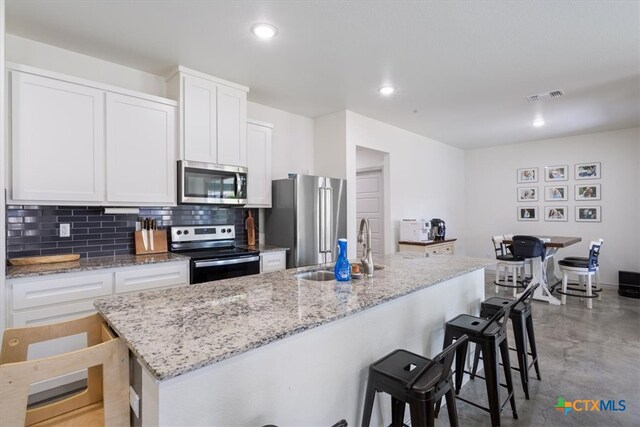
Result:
[106, 93, 176, 204]
[261, 251, 286, 273]
[246, 123, 272, 207]
[11, 71, 105, 202]
[217, 85, 247, 167]
[183, 74, 217, 163]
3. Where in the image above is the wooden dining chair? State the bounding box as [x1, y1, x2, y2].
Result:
[0, 313, 129, 426]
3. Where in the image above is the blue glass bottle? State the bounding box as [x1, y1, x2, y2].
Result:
[334, 238, 352, 281]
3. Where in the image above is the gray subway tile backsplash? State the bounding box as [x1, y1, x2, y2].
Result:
[5, 205, 258, 260]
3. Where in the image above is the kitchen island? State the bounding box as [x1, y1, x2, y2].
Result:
[95, 253, 492, 426]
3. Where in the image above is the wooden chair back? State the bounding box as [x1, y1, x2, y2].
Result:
[0, 313, 129, 426]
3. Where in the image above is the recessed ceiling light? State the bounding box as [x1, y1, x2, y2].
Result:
[378, 86, 396, 96]
[532, 119, 545, 127]
[251, 23, 277, 39]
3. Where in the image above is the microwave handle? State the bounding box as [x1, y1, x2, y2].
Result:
[236, 173, 242, 199]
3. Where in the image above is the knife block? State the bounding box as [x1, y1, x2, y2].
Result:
[134, 230, 168, 255]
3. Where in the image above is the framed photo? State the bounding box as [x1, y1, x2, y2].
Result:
[544, 206, 568, 222]
[575, 162, 601, 180]
[517, 206, 538, 221]
[517, 167, 538, 183]
[545, 185, 568, 201]
[545, 165, 569, 182]
[575, 184, 601, 201]
[575, 206, 601, 222]
[517, 187, 538, 202]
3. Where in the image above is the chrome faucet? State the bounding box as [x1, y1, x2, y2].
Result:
[358, 218, 374, 277]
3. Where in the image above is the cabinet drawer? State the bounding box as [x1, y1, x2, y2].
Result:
[115, 262, 188, 294]
[261, 251, 286, 273]
[11, 272, 113, 310]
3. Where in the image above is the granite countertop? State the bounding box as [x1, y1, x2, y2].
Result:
[95, 253, 493, 381]
[237, 243, 289, 252]
[6, 252, 190, 280]
[399, 238, 457, 246]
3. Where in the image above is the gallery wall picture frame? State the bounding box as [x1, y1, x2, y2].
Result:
[545, 165, 569, 182]
[517, 187, 538, 202]
[544, 185, 569, 201]
[517, 167, 538, 183]
[575, 162, 601, 180]
[518, 206, 538, 221]
[575, 184, 601, 201]
[544, 206, 568, 222]
[575, 206, 601, 222]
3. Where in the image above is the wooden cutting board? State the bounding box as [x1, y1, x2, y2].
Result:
[8, 254, 81, 266]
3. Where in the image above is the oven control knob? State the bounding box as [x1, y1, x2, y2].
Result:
[176, 230, 182, 235]
[227, 228, 232, 233]
[221, 229, 226, 233]
[184, 230, 190, 235]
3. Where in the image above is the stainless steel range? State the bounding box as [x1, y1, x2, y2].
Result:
[169, 225, 260, 284]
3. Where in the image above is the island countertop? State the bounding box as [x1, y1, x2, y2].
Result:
[94, 253, 492, 381]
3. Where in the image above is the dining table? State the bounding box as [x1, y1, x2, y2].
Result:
[504, 235, 582, 305]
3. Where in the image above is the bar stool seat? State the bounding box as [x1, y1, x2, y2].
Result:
[361, 336, 469, 427]
[471, 284, 541, 400]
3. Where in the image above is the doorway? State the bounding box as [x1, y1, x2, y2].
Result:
[355, 146, 387, 258]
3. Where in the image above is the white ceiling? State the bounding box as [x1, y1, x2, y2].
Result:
[6, 1, 640, 149]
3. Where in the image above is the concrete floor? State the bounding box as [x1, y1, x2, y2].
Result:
[431, 274, 640, 426]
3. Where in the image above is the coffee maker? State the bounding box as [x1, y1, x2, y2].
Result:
[430, 218, 446, 240]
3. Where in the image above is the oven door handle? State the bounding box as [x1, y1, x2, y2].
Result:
[194, 256, 260, 268]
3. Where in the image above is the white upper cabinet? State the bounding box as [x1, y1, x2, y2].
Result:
[167, 67, 249, 168]
[7, 64, 178, 206]
[11, 71, 105, 202]
[246, 120, 273, 207]
[183, 75, 217, 163]
[217, 85, 247, 167]
[106, 93, 176, 204]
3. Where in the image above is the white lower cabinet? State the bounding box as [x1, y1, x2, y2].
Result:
[260, 251, 286, 273]
[5, 261, 189, 399]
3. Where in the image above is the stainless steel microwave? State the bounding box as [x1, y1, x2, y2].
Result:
[178, 160, 247, 205]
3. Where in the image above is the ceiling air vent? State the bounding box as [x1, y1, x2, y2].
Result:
[526, 89, 565, 103]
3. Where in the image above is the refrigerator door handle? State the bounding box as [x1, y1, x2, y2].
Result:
[319, 187, 326, 253]
[325, 187, 332, 256]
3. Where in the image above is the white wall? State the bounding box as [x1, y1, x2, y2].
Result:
[356, 146, 386, 170]
[5, 34, 166, 96]
[313, 111, 347, 180]
[247, 102, 314, 180]
[465, 127, 640, 285]
[345, 111, 467, 257]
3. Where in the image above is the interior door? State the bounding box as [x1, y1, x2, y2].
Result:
[356, 170, 384, 257]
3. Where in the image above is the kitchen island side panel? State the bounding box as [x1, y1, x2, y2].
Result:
[143, 269, 485, 427]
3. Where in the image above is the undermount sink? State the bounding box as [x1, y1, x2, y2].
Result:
[295, 271, 336, 281]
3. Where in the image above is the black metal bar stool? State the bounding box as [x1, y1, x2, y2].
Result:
[442, 288, 536, 426]
[471, 283, 541, 400]
[361, 335, 469, 427]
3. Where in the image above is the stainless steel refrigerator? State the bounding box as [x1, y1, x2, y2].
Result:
[266, 174, 347, 268]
